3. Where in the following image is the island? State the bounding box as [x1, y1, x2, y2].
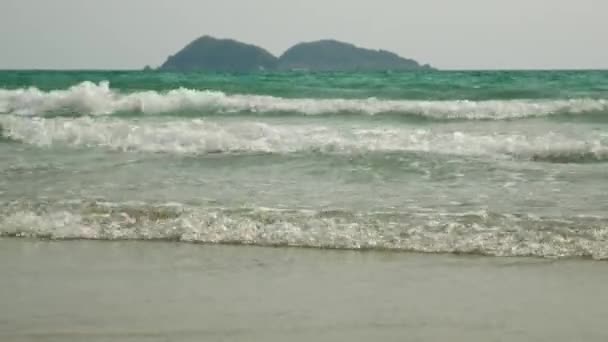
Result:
[159, 36, 277, 72]
[277, 40, 430, 71]
[157, 36, 432, 72]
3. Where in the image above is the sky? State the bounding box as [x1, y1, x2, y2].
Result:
[1, 0, 607, 70]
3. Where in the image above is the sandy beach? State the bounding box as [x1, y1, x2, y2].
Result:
[1, 239, 607, 342]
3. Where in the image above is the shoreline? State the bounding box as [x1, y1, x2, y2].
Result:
[1, 236, 604, 261]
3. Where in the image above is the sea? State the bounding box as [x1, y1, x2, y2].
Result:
[1, 70, 608, 341]
[2, 70, 608, 258]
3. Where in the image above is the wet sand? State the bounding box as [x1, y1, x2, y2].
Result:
[1, 239, 607, 342]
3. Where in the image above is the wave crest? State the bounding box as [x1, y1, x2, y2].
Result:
[1, 81, 608, 119]
[1, 115, 607, 162]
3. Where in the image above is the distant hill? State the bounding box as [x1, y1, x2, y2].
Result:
[158, 36, 432, 72]
[159, 36, 277, 72]
[278, 40, 430, 71]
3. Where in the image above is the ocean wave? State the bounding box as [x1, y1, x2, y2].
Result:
[1, 115, 607, 162]
[1, 201, 607, 259]
[530, 150, 608, 163]
[1, 81, 608, 119]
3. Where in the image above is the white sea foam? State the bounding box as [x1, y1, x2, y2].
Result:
[1, 115, 607, 161]
[1, 81, 607, 119]
[2, 202, 607, 259]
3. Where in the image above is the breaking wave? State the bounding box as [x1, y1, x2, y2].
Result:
[1, 115, 607, 162]
[1, 81, 608, 120]
[1, 201, 608, 259]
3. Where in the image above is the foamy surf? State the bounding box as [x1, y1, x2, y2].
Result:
[1, 81, 607, 119]
[2, 201, 607, 259]
[1, 115, 607, 162]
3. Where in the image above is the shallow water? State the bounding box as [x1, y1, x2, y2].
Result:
[1, 70, 608, 258]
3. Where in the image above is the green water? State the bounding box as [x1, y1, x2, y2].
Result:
[3, 70, 608, 99]
[1, 70, 608, 258]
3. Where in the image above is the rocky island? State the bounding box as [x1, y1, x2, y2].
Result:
[158, 36, 432, 72]
[160, 36, 277, 72]
[278, 40, 430, 71]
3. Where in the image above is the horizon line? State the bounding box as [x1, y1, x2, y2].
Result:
[0, 68, 607, 72]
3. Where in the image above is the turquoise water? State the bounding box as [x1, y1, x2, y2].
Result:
[1, 70, 608, 258]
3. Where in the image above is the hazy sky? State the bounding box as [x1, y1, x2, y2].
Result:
[1, 0, 607, 70]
